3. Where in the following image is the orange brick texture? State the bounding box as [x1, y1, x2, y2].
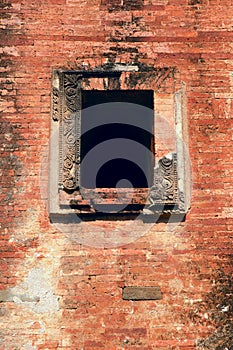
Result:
[1, 0, 233, 349]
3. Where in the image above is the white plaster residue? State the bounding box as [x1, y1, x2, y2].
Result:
[22, 344, 37, 350]
[168, 278, 184, 293]
[0, 46, 20, 56]
[0, 268, 59, 314]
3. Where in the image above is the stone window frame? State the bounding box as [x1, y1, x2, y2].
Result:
[49, 65, 190, 218]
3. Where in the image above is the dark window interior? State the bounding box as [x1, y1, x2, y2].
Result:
[80, 90, 154, 188]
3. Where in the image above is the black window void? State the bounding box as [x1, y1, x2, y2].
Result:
[80, 90, 154, 188]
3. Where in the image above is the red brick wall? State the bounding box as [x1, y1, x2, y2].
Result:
[1, 0, 233, 349]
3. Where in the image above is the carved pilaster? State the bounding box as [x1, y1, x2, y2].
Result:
[60, 73, 82, 190]
[149, 154, 178, 205]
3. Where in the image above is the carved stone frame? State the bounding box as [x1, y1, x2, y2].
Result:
[49, 65, 190, 217]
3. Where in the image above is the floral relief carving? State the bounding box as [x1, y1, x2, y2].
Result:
[52, 87, 60, 121]
[149, 154, 178, 205]
[61, 73, 82, 190]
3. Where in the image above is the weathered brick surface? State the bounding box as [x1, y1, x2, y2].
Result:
[1, 0, 233, 349]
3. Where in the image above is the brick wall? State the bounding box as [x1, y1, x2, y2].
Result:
[1, 0, 233, 349]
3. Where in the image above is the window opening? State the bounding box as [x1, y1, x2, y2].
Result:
[80, 90, 154, 189]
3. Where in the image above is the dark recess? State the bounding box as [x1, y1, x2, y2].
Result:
[81, 90, 154, 188]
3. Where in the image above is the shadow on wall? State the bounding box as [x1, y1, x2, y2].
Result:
[190, 269, 233, 350]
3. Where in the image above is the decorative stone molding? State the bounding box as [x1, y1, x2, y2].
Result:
[61, 73, 82, 190]
[150, 154, 178, 204]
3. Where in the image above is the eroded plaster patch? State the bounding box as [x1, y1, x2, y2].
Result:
[0, 268, 59, 314]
